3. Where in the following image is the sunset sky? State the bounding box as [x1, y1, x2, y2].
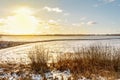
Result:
[0, 0, 120, 34]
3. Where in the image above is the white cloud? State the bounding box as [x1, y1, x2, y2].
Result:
[72, 21, 97, 27]
[72, 23, 80, 26]
[94, 0, 115, 7]
[87, 21, 97, 25]
[43, 6, 63, 13]
[72, 22, 85, 26]
[104, 0, 115, 3]
[43, 6, 70, 17]
[0, 7, 63, 34]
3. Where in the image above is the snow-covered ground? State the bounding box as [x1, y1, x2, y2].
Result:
[0, 68, 119, 80]
[0, 39, 120, 79]
[0, 39, 120, 64]
[0, 68, 71, 80]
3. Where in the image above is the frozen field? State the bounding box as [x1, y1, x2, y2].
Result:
[0, 38, 120, 64]
[0, 38, 120, 79]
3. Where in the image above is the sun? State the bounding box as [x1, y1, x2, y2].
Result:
[3, 7, 39, 35]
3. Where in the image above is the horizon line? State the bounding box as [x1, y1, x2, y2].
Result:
[0, 33, 120, 36]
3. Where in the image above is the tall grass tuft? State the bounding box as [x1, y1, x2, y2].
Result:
[28, 46, 49, 74]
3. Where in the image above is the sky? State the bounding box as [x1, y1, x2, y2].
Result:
[0, 0, 120, 34]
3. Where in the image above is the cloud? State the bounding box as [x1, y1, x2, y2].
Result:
[43, 6, 63, 13]
[87, 21, 97, 25]
[0, 7, 63, 34]
[72, 22, 85, 26]
[72, 20, 97, 27]
[0, 16, 61, 34]
[104, 0, 115, 3]
[43, 6, 70, 16]
[93, 0, 115, 7]
[72, 23, 80, 26]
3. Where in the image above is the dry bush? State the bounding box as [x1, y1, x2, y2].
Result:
[28, 46, 49, 74]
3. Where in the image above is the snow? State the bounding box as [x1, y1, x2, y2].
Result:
[0, 68, 72, 80]
[0, 39, 120, 79]
[0, 39, 120, 64]
[0, 68, 119, 80]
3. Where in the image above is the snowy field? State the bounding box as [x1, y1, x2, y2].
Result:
[0, 39, 120, 80]
[0, 39, 120, 64]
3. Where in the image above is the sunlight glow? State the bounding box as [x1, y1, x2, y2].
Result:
[3, 7, 39, 34]
[0, 7, 61, 35]
[14, 7, 33, 15]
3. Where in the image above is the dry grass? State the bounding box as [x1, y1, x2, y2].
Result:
[28, 46, 49, 74]
[54, 44, 120, 78]
[27, 44, 120, 79]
